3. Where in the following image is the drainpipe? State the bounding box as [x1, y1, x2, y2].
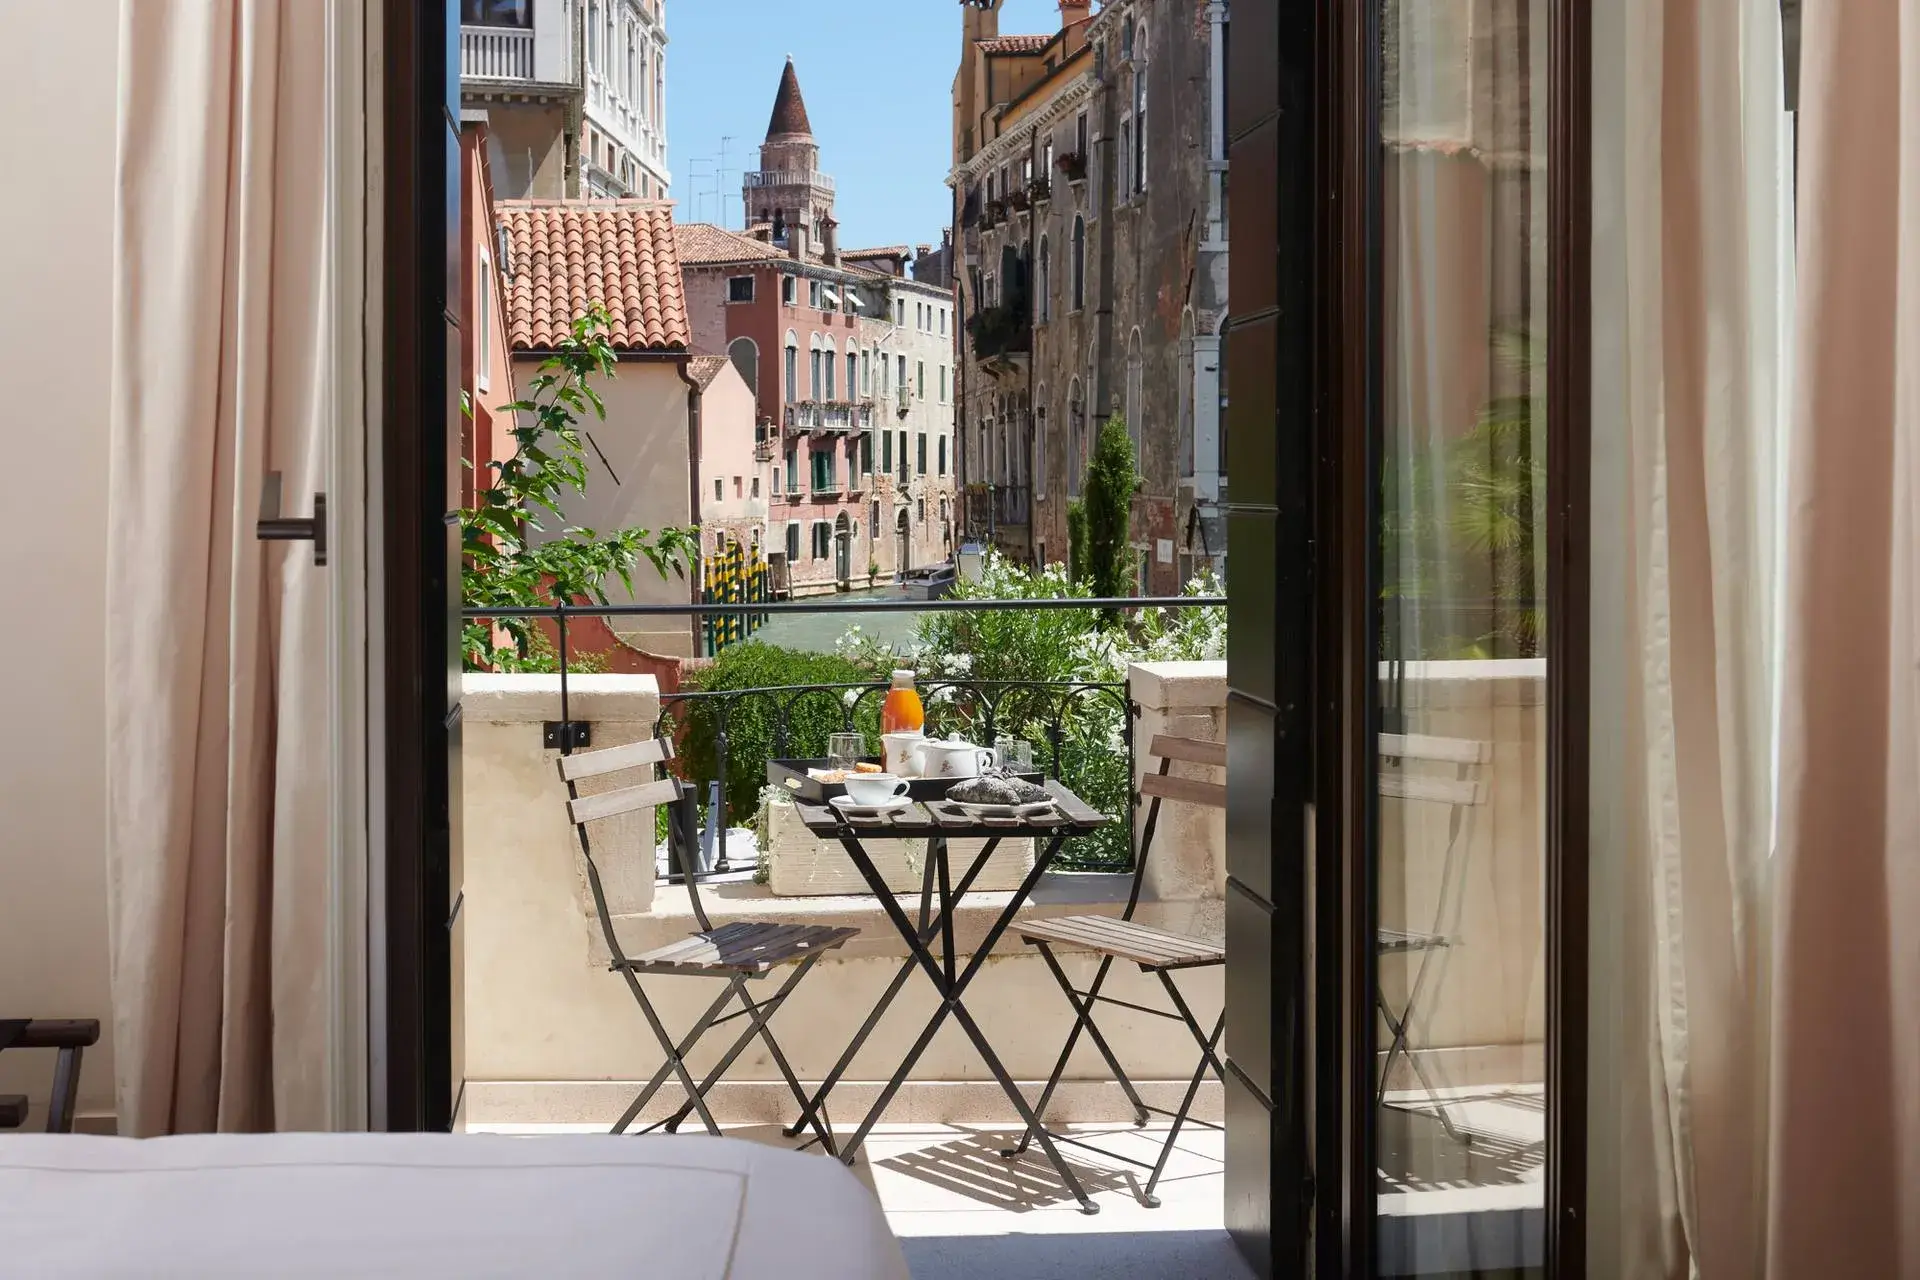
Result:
[676, 354, 702, 655]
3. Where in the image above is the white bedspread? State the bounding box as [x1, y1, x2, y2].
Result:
[0, 1133, 910, 1279]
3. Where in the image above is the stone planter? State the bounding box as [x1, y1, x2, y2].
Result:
[763, 801, 1035, 897]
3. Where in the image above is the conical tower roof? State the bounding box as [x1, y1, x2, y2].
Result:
[766, 58, 813, 138]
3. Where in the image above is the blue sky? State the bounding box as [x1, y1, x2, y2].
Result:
[668, 0, 1061, 249]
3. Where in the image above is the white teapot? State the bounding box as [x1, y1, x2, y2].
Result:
[912, 732, 995, 781]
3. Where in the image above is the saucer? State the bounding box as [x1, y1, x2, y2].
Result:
[829, 794, 913, 817]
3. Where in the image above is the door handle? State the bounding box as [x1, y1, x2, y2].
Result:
[257, 472, 328, 567]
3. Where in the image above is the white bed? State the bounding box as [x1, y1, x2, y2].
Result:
[0, 1133, 911, 1279]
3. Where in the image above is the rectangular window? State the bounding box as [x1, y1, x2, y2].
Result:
[784, 449, 797, 492]
[713, 477, 723, 502]
[476, 250, 493, 393]
[879, 355, 889, 393]
[917, 434, 927, 476]
[751, 477, 760, 498]
[809, 281, 824, 309]
[734, 476, 744, 499]
[727, 276, 755, 303]
[939, 367, 947, 402]
[897, 298, 906, 325]
[862, 431, 873, 474]
[1119, 117, 1133, 199]
[1076, 111, 1088, 157]
[938, 435, 947, 476]
[463, 0, 532, 27]
[862, 351, 871, 394]
[773, 468, 781, 494]
[898, 355, 907, 391]
[782, 275, 796, 305]
[898, 431, 908, 483]
[917, 362, 926, 397]
[940, 309, 946, 337]
[883, 430, 894, 474]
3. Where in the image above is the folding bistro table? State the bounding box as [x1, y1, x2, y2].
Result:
[786, 779, 1112, 1214]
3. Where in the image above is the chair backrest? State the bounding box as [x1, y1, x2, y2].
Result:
[1378, 732, 1489, 946]
[558, 736, 698, 964]
[1127, 732, 1228, 921]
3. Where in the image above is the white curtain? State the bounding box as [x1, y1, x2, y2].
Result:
[1589, 0, 1792, 1273]
[107, 0, 332, 1135]
[1768, 3, 1920, 1273]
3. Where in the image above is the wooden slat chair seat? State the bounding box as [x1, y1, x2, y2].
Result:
[625, 921, 859, 976]
[559, 737, 855, 1149]
[1016, 916, 1226, 972]
[1374, 731, 1491, 1142]
[1008, 732, 1229, 1208]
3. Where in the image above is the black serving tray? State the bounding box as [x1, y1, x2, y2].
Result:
[768, 757, 1043, 804]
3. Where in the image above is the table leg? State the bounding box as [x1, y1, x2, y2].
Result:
[948, 999, 1100, 1215]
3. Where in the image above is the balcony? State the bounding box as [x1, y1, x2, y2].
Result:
[785, 400, 874, 434]
[744, 168, 836, 192]
[968, 302, 1032, 364]
[754, 438, 776, 463]
[460, 26, 535, 81]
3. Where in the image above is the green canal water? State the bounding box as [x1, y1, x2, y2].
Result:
[744, 585, 925, 655]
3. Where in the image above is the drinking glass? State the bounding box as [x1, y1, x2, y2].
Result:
[828, 732, 865, 771]
[994, 737, 1034, 773]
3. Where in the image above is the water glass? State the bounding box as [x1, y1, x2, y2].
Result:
[994, 736, 1034, 773]
[828, 732, 865, 771]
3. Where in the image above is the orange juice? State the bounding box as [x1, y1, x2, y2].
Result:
[881, 669, 925, 735]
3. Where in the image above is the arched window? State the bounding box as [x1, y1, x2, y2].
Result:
[1067, 377, 1084, 497]
[1125, 328, 1145, 460]
[1070, 217, 1086, 311]
[728, 337, 759, 397]
[1038, 236, 1051, 322]
[823, 336, 837, 400]
[1178, 310, 1196, 477]
[1034, 389, 1049, 492]
[1121, 15, 1135, 61]
[846, 350, 858, 400]
[1133, 31, 1149, 195]
[784, 333, 799, 404]
[809, 336, 823, 400]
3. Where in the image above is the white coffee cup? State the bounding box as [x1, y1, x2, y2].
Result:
[842, 773, 910, 806]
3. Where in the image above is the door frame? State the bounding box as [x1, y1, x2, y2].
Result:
[373, 0, 457, 1134]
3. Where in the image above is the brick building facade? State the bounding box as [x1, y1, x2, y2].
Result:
[950, 0, 1228, 590]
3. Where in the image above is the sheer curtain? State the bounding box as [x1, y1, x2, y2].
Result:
[1768, 3, 1920, 1273]
[106, 0, 332, 1134]
[1588, 0, 1792, 1274]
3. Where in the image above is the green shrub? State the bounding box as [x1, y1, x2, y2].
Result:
[674, 642, 885, 819]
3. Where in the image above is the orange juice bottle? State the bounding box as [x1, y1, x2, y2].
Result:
[881, 669, 925, 735]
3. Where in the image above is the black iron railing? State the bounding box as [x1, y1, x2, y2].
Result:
[462, 595, 1227, 881]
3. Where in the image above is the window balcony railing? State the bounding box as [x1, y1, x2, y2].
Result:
[754, 439, 776, 463]
[460, 26, 535, 81]
[786, 401, 874, 434]
[968, 301, 1032, 361]
[744, 168, 836, 192]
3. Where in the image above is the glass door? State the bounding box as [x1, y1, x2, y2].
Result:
[1370, 1, 1558, 1274]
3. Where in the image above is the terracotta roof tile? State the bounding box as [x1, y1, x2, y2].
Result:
[497, 200, 690, 353]
[766, 58, 813, 138]
[674, 222, 785, 266]
[687, 355, 731, 390]
[977, 34, 1052, 54]
[844, 245, 912, 260]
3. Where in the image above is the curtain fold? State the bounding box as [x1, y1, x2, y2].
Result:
[107, 0, 330, 1136]
[1768, 2, 1920, 1274]
[1592, 0, 1791, 1272]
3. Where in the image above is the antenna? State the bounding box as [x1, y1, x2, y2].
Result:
[717, 136, 734, 228]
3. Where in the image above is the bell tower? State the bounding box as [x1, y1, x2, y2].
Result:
[742, 58, 835, 255]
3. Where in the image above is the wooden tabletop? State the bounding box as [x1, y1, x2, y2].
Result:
[796, 777, 1110, 840]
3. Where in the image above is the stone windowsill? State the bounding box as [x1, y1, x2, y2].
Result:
[597, 870, 1225, 967]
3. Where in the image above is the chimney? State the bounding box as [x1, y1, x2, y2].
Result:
[749, 224, 772, 243]
[821, 215, 840, 266]
[1059, 0, 1092, 28]
[789, 223, 809, 262]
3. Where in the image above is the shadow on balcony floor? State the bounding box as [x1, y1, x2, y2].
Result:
[876, 1132, 1131, 1213]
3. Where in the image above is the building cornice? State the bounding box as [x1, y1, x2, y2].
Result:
[948, 75, 1094, 188]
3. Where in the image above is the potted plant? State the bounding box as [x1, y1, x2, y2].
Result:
[1027, 177, 1052, 203]
[1055, 150, 1088, 182]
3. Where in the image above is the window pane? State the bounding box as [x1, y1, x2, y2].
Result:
[1375, 0, 1548, 1273]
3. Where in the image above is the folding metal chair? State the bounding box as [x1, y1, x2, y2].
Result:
[1375, 731, 1490, 1141]
[559, 738, 857, 1147]
[1004, 732, 1228, 1208]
